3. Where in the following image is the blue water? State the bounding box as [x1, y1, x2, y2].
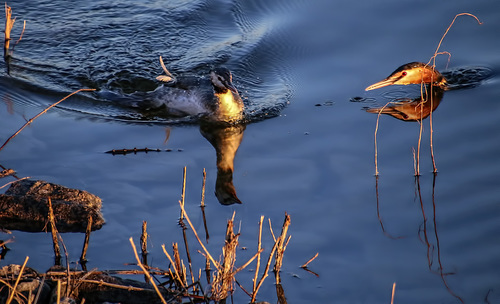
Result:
[1, 0, 500, 303]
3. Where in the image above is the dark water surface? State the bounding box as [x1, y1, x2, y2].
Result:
[1, 0, 500, 303]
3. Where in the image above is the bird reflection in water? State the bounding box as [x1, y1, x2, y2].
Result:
[200, 122, 245, 205]
[364, 62, 446, 121]
[365, 88, 444, 121]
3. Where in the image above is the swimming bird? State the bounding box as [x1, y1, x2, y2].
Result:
[365, 62, 447, 91]
[147, 60, 244, 122]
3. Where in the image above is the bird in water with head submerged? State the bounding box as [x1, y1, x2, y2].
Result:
[143, 57, 244, 123]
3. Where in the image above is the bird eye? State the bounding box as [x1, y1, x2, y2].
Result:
[402, 71, 407, 76]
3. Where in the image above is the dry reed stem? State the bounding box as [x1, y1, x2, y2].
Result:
[178, 201, 221, 270]
[33, 273, 46, 304]
[429, 13, 482, 67]
[140, 221, 148, 267]
[0, 88, 96, 152]
[56, 279, 61, 304]
[128, 237, 168, 304]
[179, 166, 187, 220]
[200, 168, 207, 207]
[5, 256, 28, 304]
[268, 218, 276, 242]
[161, 244, 187, 289]
[200, 168, 210, 243]
[252, 215, 264, 293]
[12, 20, 25, 48]
[172, 243, 187, 286]
[0, 176, 30, 189]
[415, 114, 423, 177]
[80, 216, 93, 263]
[57, 233, 71, 298]
[233, 249, 264, 276]
[273, 214, 291, 283]
[251, 238, 279, 303]
[374, 102, 391, 176]
[391, 282, 396, 304]
[48, 198, 61, 263]
[212, 215, 239, 301]
[159, 56, 174, 78]
[80, 279, 147, 291]
[425, 13, 481, 173]
[4, 3, 14, 57]
[300, 252, 319, 268]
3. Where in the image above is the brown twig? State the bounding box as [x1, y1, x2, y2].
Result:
[80, 216, 93, 265]
[4, 3, 15, 59]
[273, 214, 291, 284]
[300, 252, 318, 268]
[179, 166, 187, 221]
[140, 221, 148, 267]
[178, 201, 221, 270]
[374, 102, 391, 176]
[200, 168, 209, 242]
[429, 13, 482, 67]
[129, 237, 168, 304]
[391, 282, 396, 304]
[0, 88, 96, 152]
[212, 214, 239, 301]
[48, 198, 61, 265]
[252, 215, 264, 294]
[251, 238, 279, 303]
[0, 176, 30, 189]
[161, 244, 187, 289]
[5, 256, 28, 304]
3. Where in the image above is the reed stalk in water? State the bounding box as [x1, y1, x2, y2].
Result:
[0, 88, 96, 152]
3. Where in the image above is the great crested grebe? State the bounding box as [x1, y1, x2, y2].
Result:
[365, 62, 447, 91]
[148, 63, 244, 122]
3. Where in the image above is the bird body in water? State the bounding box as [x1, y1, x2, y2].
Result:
[146, 66, 244, 123]
[365, 62, 447, 91]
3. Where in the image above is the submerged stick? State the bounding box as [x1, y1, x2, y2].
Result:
[0, 88, 96, 152]
[80, 216, 93, 265]
[48, 198, 61, 265]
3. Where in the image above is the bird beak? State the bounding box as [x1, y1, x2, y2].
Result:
[226, 82, 239, 94]
[365, 77, 398, 91]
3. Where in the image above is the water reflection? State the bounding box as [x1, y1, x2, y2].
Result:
[365, 88, 444, 121]
[374, 174, 464, 303]
[200, 122, 245, 205]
